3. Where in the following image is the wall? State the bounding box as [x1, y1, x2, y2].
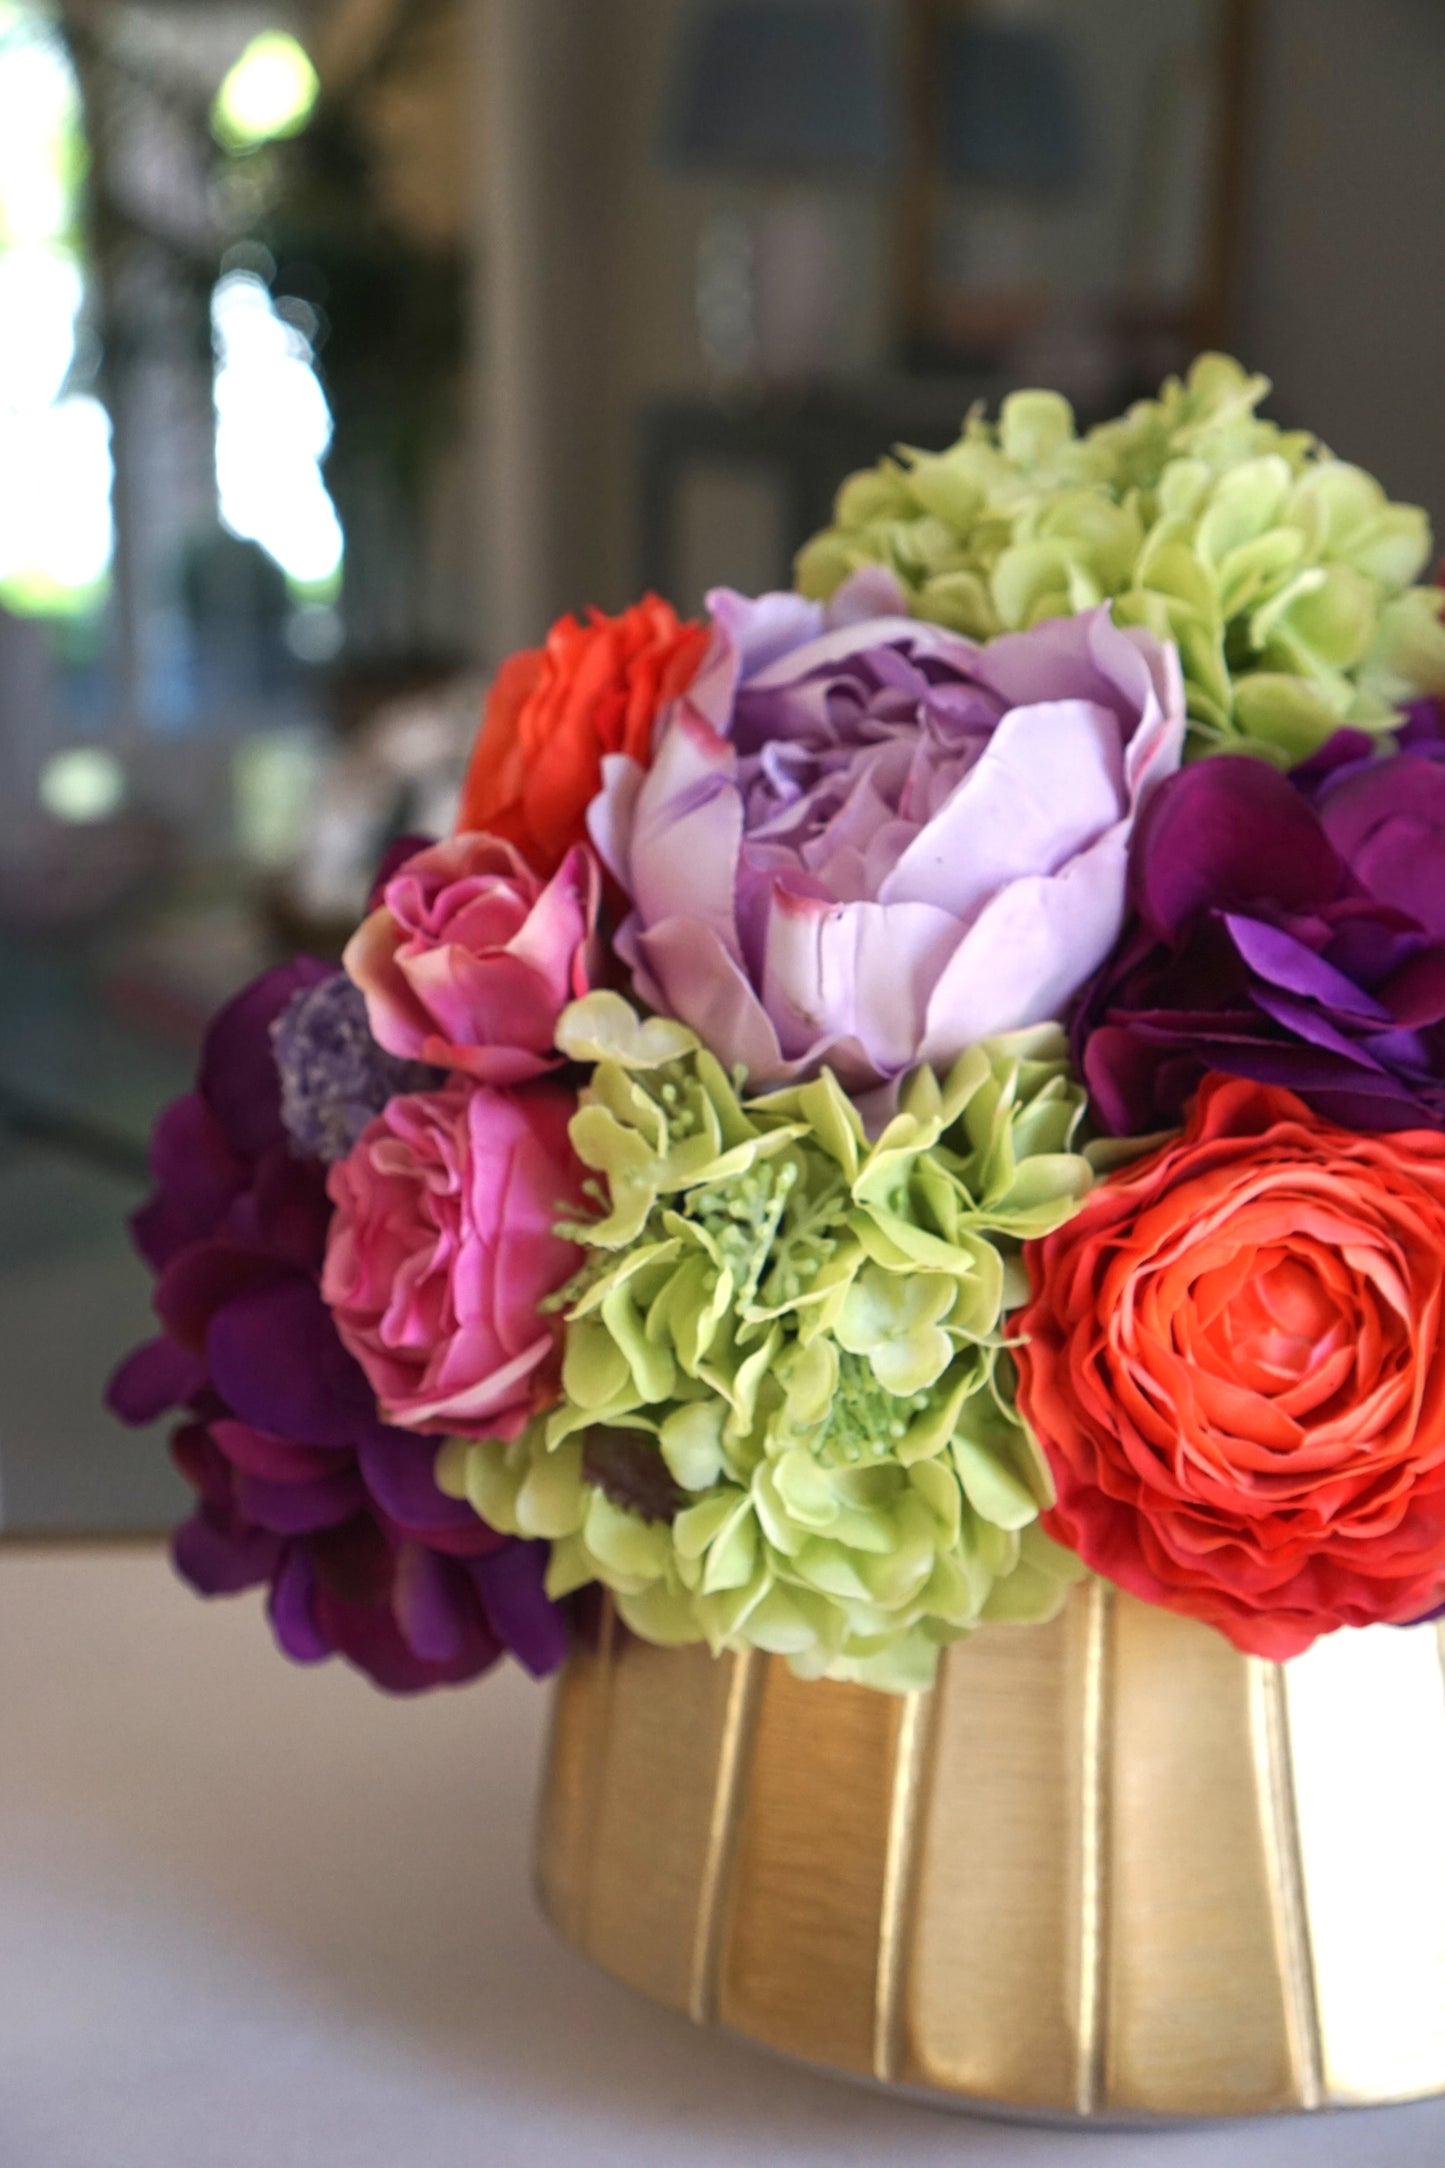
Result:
[467, 0, 1445, 653]
[1242, 0, 1445, 536]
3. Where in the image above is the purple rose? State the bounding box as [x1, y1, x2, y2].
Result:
[107, 961, 568, 1693]
[1076, 751, 1445, 1135]
[591, 584, 1184, 1094]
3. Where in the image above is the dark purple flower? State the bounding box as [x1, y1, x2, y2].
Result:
[108, 959, 569, 1693]
[1317, 749, 1445, 937]
[271, 969, 443, 1164]
[1398, 695, 1445, 757]
[1075, 754, 1445, 1135]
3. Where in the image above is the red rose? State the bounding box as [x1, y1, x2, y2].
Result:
[1015, 1074, 1445, 1657]
[458, 597, 708, 875]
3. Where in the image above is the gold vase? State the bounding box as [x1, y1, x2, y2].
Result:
[537, 1583, 1445, 2121]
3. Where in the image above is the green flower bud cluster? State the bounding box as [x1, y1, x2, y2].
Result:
[437, 993, 1092, 1694]
[795, 353, 1445, 766]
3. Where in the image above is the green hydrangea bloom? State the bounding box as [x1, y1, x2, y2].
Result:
[795, 353, 1445, 765]
[437, 993, 1091, 1693]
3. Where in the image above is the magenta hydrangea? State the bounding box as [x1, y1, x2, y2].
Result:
[107, 961, 569, 1692]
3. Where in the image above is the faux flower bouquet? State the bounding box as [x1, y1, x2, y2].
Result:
[111, 355, 1445, 1696]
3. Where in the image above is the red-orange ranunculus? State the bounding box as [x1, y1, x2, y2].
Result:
[458, 598, 709, 875]
[1015, 1074, 1445, 1658]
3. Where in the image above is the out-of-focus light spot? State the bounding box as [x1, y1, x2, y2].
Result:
[0, 9, 105, 614]
[212, 269, 343, 586]
[0, 246, 80, 407]
[0, 7, 80, 246]
[0, 394, 113, 609]
[40, 745, 126, 823]
[213, 31, 318, 150]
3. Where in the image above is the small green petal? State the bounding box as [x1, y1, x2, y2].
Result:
[556, 991, 697, 1069]
[659, 1400, 728, 1491]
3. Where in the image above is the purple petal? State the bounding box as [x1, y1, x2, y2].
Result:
[921, 848, 1130, 1059]
[155, 1242, 290, 1354]
[357, 1430, 502, 1550]
[763, 892, 953, 1076]
[208, 1418, 350, 1484]
[631, 917, 785, 1083]
[1383, 948, 1445, 1030]
[321, 1591, 499, 1693]
[881, 698, 1122, 914]
[473, 1542, 570, 1675]
[173, 1510, 280, 1597]
[200, 959, 330, 1158]
[1224, 913, 1392, 1018]
[234, 1465, 367, 1534]
[687, 590, 823, 729]
[107, 1336, 207, 1424]
[1136, 761, 1344, 937]
[246, 1145, 331, 1270]
[392, 1542, 469, 1665]
[626, 709, 744, 957]
[1289, 727, 1379, 795]
[825, 566, 912, 625]
[267, 1544, 331, 1662]
[1397, 698, 1445, 755]
[1321, 758, 1445, 935]
[207, 1278, 383, 1448]
[1247, 988, 1391, 1066]
[131, 1096, 245, 1267]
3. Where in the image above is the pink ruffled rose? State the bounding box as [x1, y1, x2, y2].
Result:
[322, 1080, 586, 1438]
[343, 834, 600, 1085]
[591, 579, 1185, 1094]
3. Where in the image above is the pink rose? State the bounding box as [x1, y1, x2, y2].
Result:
[343, 834, 600, 1085]
[322, 1080, 586, 1438]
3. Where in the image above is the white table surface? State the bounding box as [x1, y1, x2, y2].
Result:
[4, 1545, 1445, 2168]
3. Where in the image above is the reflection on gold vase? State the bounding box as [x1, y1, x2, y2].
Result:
[537, 1583, 1445, 2121]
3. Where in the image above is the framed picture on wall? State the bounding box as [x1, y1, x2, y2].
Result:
[893, 0, 1254, 390]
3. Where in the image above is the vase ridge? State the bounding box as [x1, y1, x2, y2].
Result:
[537, 1584, 1445, 2119]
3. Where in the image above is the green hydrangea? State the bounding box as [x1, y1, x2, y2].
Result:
[437, 993, 1091, 1693]
[795, 352, 1445, 766]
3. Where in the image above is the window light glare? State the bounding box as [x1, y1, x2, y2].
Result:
[212, 269, 343, 585]
[213, 30, 319, 150]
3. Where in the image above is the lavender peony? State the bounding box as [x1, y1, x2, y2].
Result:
[107, 961, 569, 1692]
[1076, 751, 1445, 1134]
[591, 581, 1184, 1094]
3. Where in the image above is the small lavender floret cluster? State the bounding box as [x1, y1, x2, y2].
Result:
[272, 970, 444, 1163]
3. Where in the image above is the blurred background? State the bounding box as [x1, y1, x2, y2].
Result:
[0, 0, 1442, 1535]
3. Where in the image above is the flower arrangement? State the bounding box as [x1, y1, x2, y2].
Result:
[111, 356, 1445, 1698]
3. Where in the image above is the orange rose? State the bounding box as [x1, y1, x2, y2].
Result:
[1015, 1074, 1445, 1658]
[458, 597, 709, 874]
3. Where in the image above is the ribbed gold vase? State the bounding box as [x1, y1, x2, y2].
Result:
[537, 1583, 1445, 2121]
